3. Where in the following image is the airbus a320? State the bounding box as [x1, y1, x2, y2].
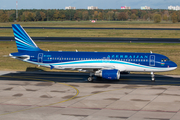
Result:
[9, 24, 177, 82]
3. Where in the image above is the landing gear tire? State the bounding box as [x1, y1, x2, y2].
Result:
[151, 77, 155, 82]
[88, 76, 94, 82]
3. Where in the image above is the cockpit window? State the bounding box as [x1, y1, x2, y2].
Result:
[161, 58, 170, 62]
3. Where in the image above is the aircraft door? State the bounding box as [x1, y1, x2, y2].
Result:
[38, 53, 43, 63]
[149, 55, 155, 66]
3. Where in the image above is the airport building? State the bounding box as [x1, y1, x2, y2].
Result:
[141, 6, 151, 10]
[65, 6, 76, 10]
[88, 6, 98, 10]
[168, 5, 180, 10]
[121, 6, 131, 9]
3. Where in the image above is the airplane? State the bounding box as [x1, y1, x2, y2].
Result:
[9, 24, 177, 82]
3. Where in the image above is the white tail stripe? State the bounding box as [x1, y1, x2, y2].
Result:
[15, 37, 36, 48]
[19, 25, 38, 47]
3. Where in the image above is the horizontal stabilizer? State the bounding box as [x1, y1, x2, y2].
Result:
[3, 55, 9, 57]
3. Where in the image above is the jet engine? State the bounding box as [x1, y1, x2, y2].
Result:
[95, 69, 120, 80]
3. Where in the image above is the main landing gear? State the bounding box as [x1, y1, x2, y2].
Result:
[151, 72, 155, 82]
[87, 72, 94, 82]
[88, 76, 94, 82]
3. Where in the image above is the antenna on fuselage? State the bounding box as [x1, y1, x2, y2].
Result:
[150, 51, 152, 54]
[76, 49, 78, 52]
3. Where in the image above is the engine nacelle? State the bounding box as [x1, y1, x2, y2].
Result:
[95, 69, 120, 80]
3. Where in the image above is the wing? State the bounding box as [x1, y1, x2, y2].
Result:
[50, 64, 126, 72]
[51, 65, 114, 72]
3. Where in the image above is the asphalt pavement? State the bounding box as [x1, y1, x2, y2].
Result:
[1, 71, 180, 86]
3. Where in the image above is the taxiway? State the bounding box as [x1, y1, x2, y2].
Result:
[0, 71, 180, 120]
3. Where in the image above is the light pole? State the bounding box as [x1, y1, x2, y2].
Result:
[16, 1, 18, 22]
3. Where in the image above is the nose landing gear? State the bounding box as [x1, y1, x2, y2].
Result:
[151, 72, 155, 82]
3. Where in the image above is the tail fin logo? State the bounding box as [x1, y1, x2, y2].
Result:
[12, 24, 41, 52]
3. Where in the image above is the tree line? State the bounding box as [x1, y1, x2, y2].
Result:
[0, 9, 180, 23]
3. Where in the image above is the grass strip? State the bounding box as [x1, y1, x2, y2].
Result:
[0, 29, 180, 38]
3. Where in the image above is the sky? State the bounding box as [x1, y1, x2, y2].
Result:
[0, 0, 179, 9]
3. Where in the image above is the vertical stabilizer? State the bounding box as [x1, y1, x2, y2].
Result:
[12, 24, 42, 52]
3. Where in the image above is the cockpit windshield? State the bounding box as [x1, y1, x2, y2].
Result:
[161, 59, 170, 62]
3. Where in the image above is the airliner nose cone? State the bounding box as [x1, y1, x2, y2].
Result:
[170, 62, 177, 70]
[173, 62, 177, 68]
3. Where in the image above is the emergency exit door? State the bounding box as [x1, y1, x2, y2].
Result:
[149, 55, 155, 66]
[38, 53, 43, 63]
